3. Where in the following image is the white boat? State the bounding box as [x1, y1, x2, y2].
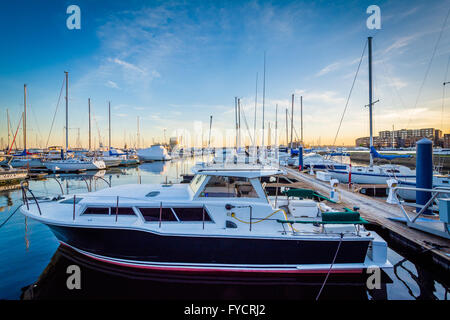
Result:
[43, 158, 106, 172]
[0, 156, 28, 185]
[328, 164, 416, 184]
[283, 153, 348, 170]
[395, 175, 450, 201]
[138, 145, 172, 161]
[20, 164, 391, 274]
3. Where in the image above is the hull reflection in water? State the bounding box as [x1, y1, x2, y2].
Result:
[21, 245, 391, 300]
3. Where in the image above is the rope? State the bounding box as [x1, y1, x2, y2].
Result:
[315, 233, 344, 300]
[332, 40, 367, 146]
[46, 76, 65, 147]
[0, 206, 22, 229]
[406, 5, 450, 129]
[230, 208, 285, 224]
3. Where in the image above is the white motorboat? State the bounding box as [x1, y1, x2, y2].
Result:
[21, 164, 391, 274]
[283, 153, 348, 170]
[138, 145, 172, 161]
[43, 158, 106, 172]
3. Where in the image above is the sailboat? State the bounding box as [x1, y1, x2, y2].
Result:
[42, 72, 106, 172]
[328, 37, 419, 185]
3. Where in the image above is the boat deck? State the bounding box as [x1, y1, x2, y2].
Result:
[283, 167, 450, 271]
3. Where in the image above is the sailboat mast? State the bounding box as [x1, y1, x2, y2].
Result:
[300, 96, 303, 145]
[234, 97, 238, 149]
[88, 98, 91, 151]
[208, 115, 213, 148]
[23, 84, 27, 151]
[290, 94, 294, 149]
[262, 52, 266, 150]
[7, 109, 10, 150]
[368, 36, 374, 166]
[275, 104, 278, 159]
[254, 72, 258, 148]
[65, 71, 69, 153]
[285, 108, 288, 146]
[108, 101, 111, 150]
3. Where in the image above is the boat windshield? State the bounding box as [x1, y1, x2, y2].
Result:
[189, 174, 207, 194]
[198, 176, 258, 198]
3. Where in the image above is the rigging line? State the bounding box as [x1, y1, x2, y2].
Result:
[29, 102, 44, 143]
[239, 102, 254, 146]
[46, 76, 65, 147]
[332, 40, 367, 147]
[406, 5, 450, 129]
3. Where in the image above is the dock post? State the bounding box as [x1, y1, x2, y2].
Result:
[416, 138, 433, 215]
[298, 146, 303, 171]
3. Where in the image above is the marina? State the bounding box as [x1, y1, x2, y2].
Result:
[1, 0, 450, 308]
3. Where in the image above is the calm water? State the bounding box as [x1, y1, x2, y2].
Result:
[0, 157, 448, 300]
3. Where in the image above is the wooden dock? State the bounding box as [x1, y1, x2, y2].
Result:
[284, 167, 450, 271]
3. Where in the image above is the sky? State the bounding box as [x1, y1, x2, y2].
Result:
[0, 0, 450, 149]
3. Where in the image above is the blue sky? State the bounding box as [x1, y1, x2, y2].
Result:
[0, 0, 449, 148]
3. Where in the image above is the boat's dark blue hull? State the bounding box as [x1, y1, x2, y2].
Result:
[48, 225, 370, 268]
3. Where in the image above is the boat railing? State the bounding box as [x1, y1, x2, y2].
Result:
[20, 181, 42, 216]
[387, 185, 450, 239]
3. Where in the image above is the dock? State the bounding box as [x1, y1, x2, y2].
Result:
[283, 167, 450, 272]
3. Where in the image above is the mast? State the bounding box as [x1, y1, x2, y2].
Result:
[285, 108, 288, 146]
[88, 98, 91, 151]
[254, 72, 258, 148]
[275, 104, 278, 159]
[65, 71, 68, 154]
[368, 36, 373, 166]
[108, 101, 111, 150]
[23, 84, 27, 151]
[234, 97, 238, 149]
[137, 116, 140, 149]
[208, 115, 213, 148]
[262, 52, 266, 151]
[290, 94, 294, 149]
[238, 98, 241, 149]
[300, 96, 303, 145]
[7, 109, 10, 150]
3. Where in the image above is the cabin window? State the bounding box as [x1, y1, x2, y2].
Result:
[172, 207, 212, 222]
[83, 207, 109, 215]
[443, 180, 449, 184]
[189, 174, 207, 194]
[386, 169, 400, 173]
[139, 207, 177, 222]
[199, 176, 258, 198]
[111, 207, 136, 215]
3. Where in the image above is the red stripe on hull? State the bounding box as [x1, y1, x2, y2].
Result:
[59, 241, 363, 275]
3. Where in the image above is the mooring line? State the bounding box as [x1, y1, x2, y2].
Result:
[0, 206, 22, 229]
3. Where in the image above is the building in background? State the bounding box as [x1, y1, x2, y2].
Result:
[444, 134, 450, 148]
[356, 128, 444, 148]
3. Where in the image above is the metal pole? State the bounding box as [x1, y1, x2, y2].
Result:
[108, 101, 111, 150]
[208, 115, 212, 148]
[65, 71, 69, 154]
[300, 96, 303, 145]
[115, 196, 119, 222]
[73, 194, 76, 221]
[262, 52, 266, 151]
[285, 108, 288, 147]
[254, 72, 258, 148]
[23, 84, 27, 151]
[249, 206, 253, 232]
[238, 98, 241, 149]
[234, 97, 238, 149]
[159, 201, 162, 228]
[290, 94, 294, 149]
[88, 98, 91, 151]
[202, 205, 205, 230]
[368, 37, 373, 166]
[7, 109, 10, 150]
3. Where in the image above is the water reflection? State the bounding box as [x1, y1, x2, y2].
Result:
[21, 245, 384, 300]
[0, 158, 448, 300]
[139, 161, 168, 175]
